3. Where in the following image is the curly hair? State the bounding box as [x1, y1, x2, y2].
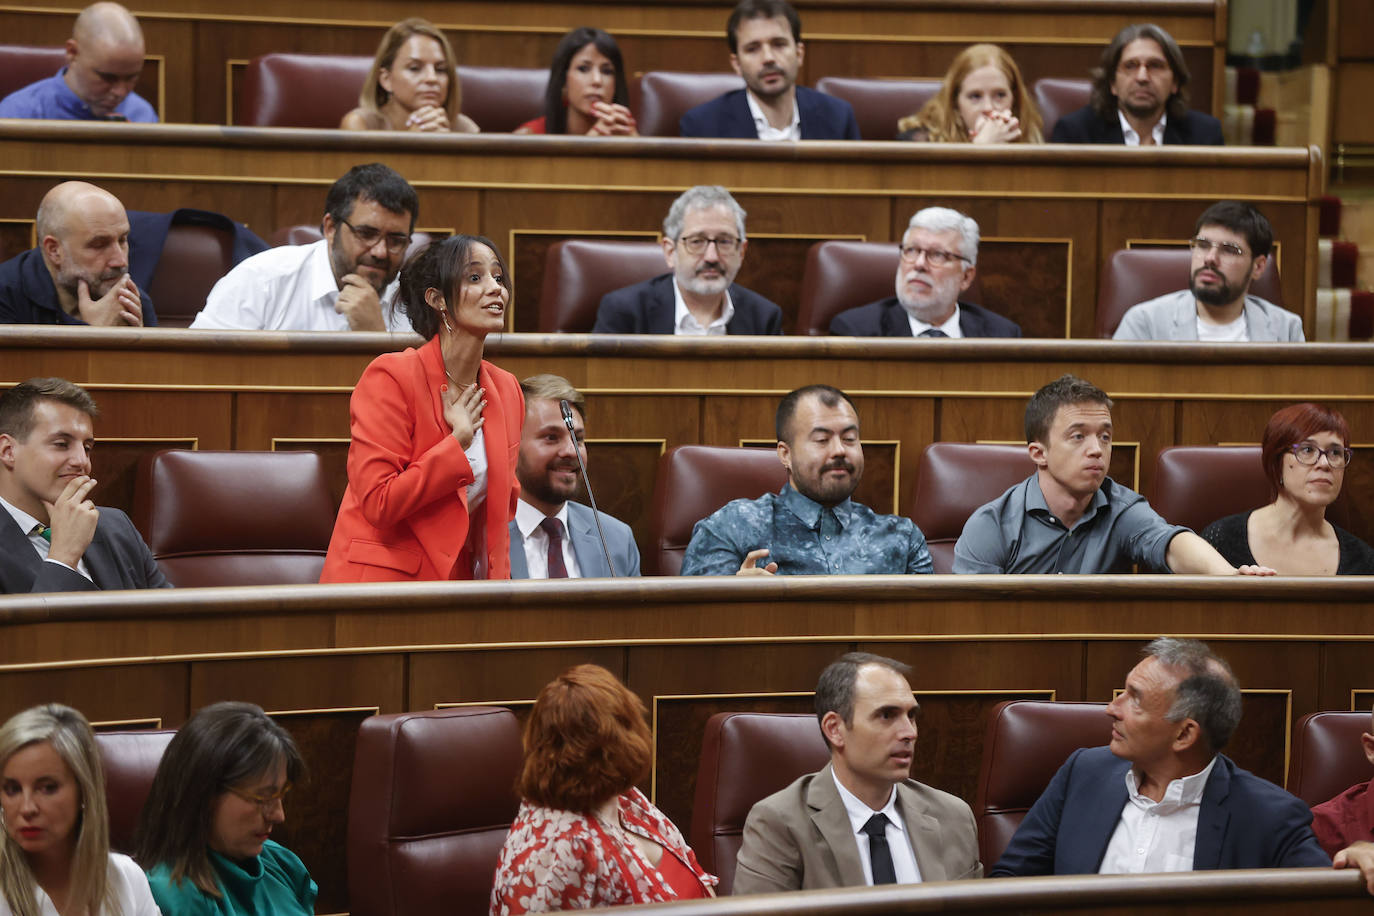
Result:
[898, 44, 1042, 143]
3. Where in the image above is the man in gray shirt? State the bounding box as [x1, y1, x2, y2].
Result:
[953, 375, 1274, 575]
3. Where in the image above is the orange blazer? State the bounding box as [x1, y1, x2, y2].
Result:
[320, 337, 523, 582]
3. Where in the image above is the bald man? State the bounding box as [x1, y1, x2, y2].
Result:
[0, 181, 156, 326]
[0, 2, 157, 122]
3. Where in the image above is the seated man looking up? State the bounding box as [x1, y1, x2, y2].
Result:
[954, 374, 1273, 574]
[681, 385, 932, 575]
[734, 652, 981, 893]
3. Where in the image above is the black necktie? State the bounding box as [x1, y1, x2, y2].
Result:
[539, 517, 568, 578]
[919, 328, 948, 338]
[861, 813, 896, 885]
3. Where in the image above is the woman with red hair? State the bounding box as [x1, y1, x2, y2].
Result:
[1202, 403, 1373, 574]
[490, 665, 715, 913]
[897, 44, 1043, 143]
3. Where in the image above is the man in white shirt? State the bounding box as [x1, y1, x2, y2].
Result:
[733, 652, 982, 893]
[508, 374, 640, 578]
[992, 637, 1330, 876]
[191, 163, 417, 332]
[1114, 201, 1304, 341]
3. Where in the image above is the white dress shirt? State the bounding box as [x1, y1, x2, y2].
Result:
[514, 498, 582, 578]
[190, 240, 407, 332]
[906, 305, 963, 338]
[1118, 109, 1167, 147]
[465, 427, 488, 513]
[745, 89, 802, 141]
[1099, 756, 1217, 874]
[832, 769, 922, 885]
[672, 280, 735, 335]
[0, 494, 91, 582]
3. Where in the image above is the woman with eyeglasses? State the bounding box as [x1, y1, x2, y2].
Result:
[0, 704, 159, 916]
[1202, 403, 1374, 574]
[897, 44, 1043, 143]
[134, 702, 316, 916]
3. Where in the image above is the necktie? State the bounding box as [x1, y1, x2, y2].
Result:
[32, 523, 51, 543]
[919, 328, 948, 338]
[861, 813, 897, 885]
[539, 517, 568, 578]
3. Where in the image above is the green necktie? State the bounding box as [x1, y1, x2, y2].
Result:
[33, 523, 51, 543]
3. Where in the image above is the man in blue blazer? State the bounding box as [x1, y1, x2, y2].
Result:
[993, 638, 1330, 877]
[830, 208, 1020, 339]
[679, 0, 859, 141]
[509, 375, 640, 579]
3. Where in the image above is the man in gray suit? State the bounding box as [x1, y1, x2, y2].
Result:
[508, 374, 640, 578]
[734, 652, 982, 893]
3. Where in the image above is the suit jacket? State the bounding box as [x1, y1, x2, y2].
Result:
[829, 296, 1022, 338]
[991, 746, 1331, 877]
[592, 273, 783, 335]
[0, 507, 170, 594]
[1112, 289, 1305, 341]
[1050, 105, 1224, 145]
[320, 337, 523, 582]
[734, 762, 983, 894]
[508, 501, 641, 578]
[679, 87, 860, 140]
[0, 246, 159, 326]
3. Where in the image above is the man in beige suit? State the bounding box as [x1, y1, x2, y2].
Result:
[733, 652, 982, 893]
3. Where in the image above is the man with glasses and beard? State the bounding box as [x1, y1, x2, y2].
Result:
[681, 385, 933, 576]
[0, 181, 156, 325]
[593, 185, 782, 335]
[1113, 201, 1304, 341]
[191, 163, 417, 331]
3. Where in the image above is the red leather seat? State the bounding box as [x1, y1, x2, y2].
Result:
[133, 449, 336, 587]
[457, 66, 548, 133]
[1033, 77, 1091, 139]
[649, 445, 790, 576]
[815, 76, 941, 141]
[0, 45, 68, 100]
[908, 443, 1036, 573]
[637, 71, 746, 137]
[1288, 711, 1373, 807]
[689, 712, 830, 895]
[539, 239, 665, 332]
[144, 222, 237, 327]
[239, 53, 369, 127]
[1097, 248, 1284, 338]
[95, 729, 176, 854]
[974, 700, 1112, 867]
[348, 707, 522, 916]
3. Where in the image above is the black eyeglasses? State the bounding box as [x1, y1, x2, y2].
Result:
[340, 219, 411, 253]
[1289, 443, 1353, 468]
[677, 235, 741, 256]
[899, 245, 969, 268]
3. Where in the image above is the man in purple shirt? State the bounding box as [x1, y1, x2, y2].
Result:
[0, 2, 157, 122]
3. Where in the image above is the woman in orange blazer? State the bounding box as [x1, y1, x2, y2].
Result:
[321, 235, 522, 581]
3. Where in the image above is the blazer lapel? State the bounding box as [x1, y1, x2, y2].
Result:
[0, 511, 46, 588]
[477, 360, 512, 575]
[880, 301, 914, 337]
[647, 276, 677, 334]
[507, 520, 530, 578]
[895, 783, 948, 880]
[808, 764, 868, 887]
[81, 523, 124, 589]
[1193, 757, 1230, 870]
[728, 91, 758, 138]
[567, 504, 610, 577]
[957, 304, 983, 338]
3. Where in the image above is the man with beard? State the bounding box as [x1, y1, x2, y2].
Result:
[681, 385, 932, 576]
[191, 163, 416, 331]
[508, 374, 640, 578]
[829, 207, 1021, 338]
[593, 185, 782, 335]
[1050, 24, 1223, 145]
[679, 0, 858, 140]
[0, 181, 156, 325]
[1113, 201, 1303, 341]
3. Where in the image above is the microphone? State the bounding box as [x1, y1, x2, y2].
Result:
[560, 399, 619, 577]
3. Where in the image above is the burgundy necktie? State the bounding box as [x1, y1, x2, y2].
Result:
[540, 517, 568, 578]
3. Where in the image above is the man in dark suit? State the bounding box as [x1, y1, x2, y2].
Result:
[0, 377, 170, 593]
[509, 374, 640, 578]
[593, 185, 782, 335]
[830, 207, 1020, 338]
[679, 0, 859, 141]
[1050, 24, 1223, 146]
[734, 652, 981, 893]
[992, 637, 1330, 877]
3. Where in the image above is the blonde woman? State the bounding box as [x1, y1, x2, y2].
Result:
[341, 18, 479, 133]
[897, 44, 1043, 143]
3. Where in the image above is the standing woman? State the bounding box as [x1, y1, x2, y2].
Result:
[0, 704, 158, 916]
[897, 43, 1043, 143]
[341, 18, 480, 133]
[320, 235, 523, 581]
[516, 27, 637, 136]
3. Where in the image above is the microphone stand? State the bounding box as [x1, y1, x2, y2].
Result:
[560, 399, 619, 577]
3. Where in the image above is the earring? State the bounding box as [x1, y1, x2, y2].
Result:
[441, 312, 454, 334]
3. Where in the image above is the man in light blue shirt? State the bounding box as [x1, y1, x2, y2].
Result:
[0, 2, 157, 122]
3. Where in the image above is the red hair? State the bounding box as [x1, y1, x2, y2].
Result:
[516, 664, 651, 811]
[1261, 402, 1350, 494]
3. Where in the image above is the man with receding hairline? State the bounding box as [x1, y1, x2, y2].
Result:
[0, 2, 157, 122]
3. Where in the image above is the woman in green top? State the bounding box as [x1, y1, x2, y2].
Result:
[133, 702, 316, 915]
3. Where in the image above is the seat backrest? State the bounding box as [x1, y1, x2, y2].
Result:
[908, 443, 1036, 573]
[272, 224, 324, 246]
[146, 223, 236, 327]
[1096, 248, 1284, 338]
[637, 71, 746, 137]
[348, 707, 522, 916]
[1032, 77, 1091, 139]
[458, 65, 548, 133]
[1288, 711, 1373, 807]
[0, 45, 68, 100]
[539, 239, 666, 332]
[133, 449, 336, 587]
[649, 445, 790, 576]
[240, 53, 369, 127]
[974, 700, 1112, 867]
[95, 729, 176, 854]
[815, 76, 941, 141]
[689, 712, 829, 895]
